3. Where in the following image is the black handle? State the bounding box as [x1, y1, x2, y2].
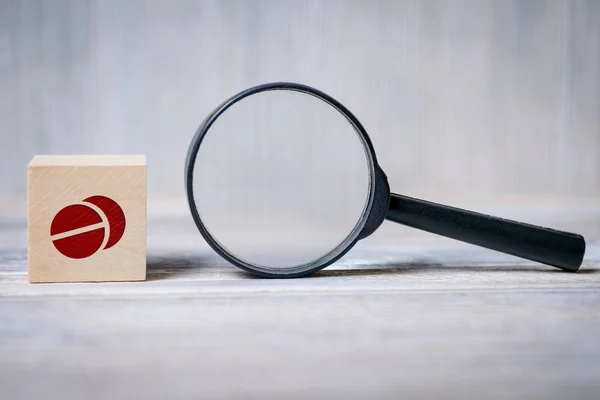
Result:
[386, 193, 585, 271]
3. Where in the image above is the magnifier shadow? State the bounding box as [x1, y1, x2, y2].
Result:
[311, 262, 441, 278]
[146, 255, 598, 281]
[311, 263, 600, 278]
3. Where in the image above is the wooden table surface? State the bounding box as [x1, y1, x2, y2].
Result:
[1, 207, 599, 399]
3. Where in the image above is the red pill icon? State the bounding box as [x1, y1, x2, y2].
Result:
[50, 196, 126, 259]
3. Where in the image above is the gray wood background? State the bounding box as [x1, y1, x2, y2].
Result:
[1, 213, 599, 399]
[1, 0, 599, 204]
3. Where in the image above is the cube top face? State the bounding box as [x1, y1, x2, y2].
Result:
[28, 155, 147, 283]
[29, 154, 146, 167]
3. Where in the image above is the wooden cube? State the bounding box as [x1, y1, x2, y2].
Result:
[28, 155, 147, 283]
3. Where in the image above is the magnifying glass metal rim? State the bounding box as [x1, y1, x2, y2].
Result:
[185, 82, 383, 278]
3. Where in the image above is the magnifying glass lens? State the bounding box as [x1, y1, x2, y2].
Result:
[192, 90, 373, 273]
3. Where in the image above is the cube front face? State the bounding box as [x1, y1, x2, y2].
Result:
[28, 156, 147, 283]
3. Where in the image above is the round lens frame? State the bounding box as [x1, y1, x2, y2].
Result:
[185, 82, 391, 278]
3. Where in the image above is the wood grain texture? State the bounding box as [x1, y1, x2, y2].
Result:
[27, 155, 146, 283]
[1, 0, 599, 200]
[2, 211, 599, 399]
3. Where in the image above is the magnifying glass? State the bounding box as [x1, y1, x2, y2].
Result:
[185, 82, 586, 278]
